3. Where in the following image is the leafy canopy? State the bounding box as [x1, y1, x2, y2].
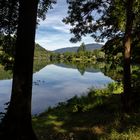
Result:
[0, 0, 56, 69]
[63, 0, 140, 43]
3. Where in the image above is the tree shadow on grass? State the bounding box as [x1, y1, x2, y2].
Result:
[33, 89, 140, 140]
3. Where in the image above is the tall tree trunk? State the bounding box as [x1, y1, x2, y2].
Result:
[122, 0, 134, 112]
[0, 0, 38, 139]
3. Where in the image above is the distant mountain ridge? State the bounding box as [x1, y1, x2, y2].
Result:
[53, 43, 103, 53]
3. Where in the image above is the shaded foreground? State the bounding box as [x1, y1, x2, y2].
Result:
[33, 83, 140, 140]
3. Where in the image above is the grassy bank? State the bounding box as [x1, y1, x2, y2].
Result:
[0, 64, 12, 80]
[33, 83, 140, 140]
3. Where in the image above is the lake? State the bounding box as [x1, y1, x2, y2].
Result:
[0, 63, 113, 115]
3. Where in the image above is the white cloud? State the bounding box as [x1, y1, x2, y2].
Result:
[53, 25, 70, 33]
[35, 0, 100, 51]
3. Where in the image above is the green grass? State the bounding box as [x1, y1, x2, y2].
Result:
[32, 84, 140, 140]
[0, 64, 12, 80]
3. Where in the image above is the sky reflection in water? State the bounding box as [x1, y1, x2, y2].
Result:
[32, 64, 113, 114]
[0, 64, 113, 115]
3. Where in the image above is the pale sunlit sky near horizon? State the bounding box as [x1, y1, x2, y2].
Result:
[35, 0, 100, 51]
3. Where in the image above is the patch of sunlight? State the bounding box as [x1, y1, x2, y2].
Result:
[48, 115, 57, 120]
[73, 126, 105, 135]
[54, 126, 67, 133]
[83, 103, 96, 111]
[45, 120, 64, 126]
[113, 87, 123, 94]
[42, 115, 66, 133]
[32, 118, 38, 122]
[90, 126, 105, 134]
[83, 100, 103, 112]
[113, 119, 121, 127]
[73, 127, 89, 131]
[107, 82, 123, 94]
[109, 129, 140, 140]
[44, 115, 64, 127]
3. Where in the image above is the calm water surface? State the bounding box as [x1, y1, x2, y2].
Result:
[0, 64, 113, 115]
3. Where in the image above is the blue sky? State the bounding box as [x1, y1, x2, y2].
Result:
[35, 0, 97, 51]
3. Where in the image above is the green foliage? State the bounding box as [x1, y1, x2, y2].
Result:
[0, 0, 56, 69]
[102, 36, 140, 63]
[64, 0, 140, 42]
[50, 49, 105, 63]
[33, 82, 140, 140]
[34, 43, 51, 60]
[0, 0, 19, 35]
[64, 0, 140, 63]
[37, 0, 56, 20]
[102, 37, 123, 62]
[0, 35, 16, 70]
[0, 0, 56, 35]
[107, 82, 123, 94]
[77, 42, 86, 53]
[33, 59, 49, 73]
[0, 64, 12, 80]
[0, 59, 49, 80]
[0, 36, 50, 70]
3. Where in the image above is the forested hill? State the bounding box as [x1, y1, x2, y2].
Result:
[53, 43, 103, 53]
[34, 43, 50, 59]
[0, 43, 50, 80]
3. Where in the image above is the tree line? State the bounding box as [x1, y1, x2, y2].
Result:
[51, 43, 105, 62]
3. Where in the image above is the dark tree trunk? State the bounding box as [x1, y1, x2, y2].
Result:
[122, 0, 134, 112]
[0, 0, 38, 139]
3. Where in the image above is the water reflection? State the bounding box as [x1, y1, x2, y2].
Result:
[0, 80, 12, 114]
[32, 64, 113, 114]
[0, 63, 113, 115]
